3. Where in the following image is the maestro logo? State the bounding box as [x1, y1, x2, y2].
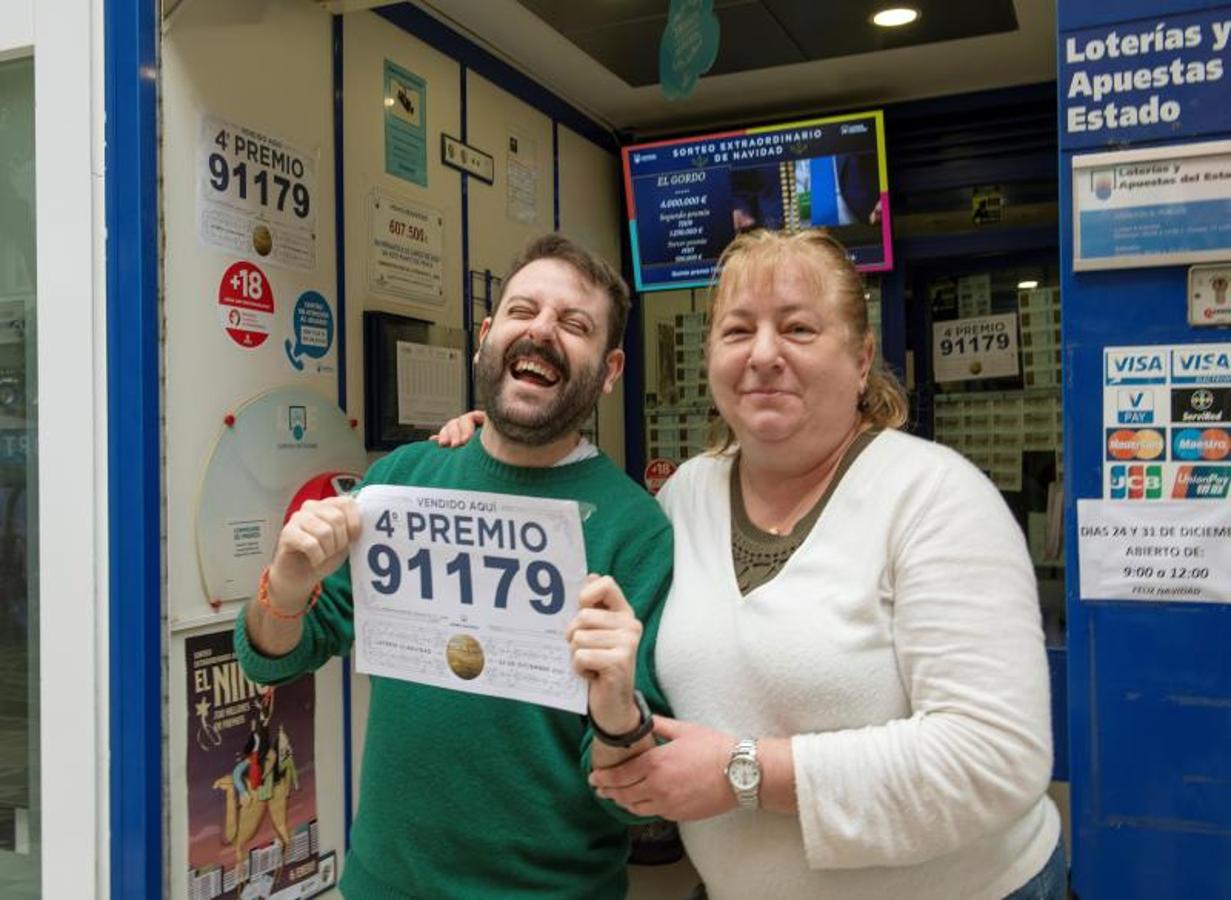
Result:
[1172, 465, 1231, 498]
[1109, 464, 1162, 499]
[1171, 427, 1231, 461]
[1106, 428, 1166, 461]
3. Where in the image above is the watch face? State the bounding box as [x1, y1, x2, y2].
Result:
[728, 756, 761, 791]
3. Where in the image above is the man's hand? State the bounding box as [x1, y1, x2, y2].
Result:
[266, 496, 361, 613]
[566, 574, 642, 736]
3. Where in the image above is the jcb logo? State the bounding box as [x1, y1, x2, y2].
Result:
[1109, 464, 1162, 499]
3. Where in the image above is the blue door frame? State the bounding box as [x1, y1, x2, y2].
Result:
[104, 0, 161, 897]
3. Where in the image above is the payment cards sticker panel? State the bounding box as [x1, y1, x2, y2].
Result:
[1104, 344, 1231, 500]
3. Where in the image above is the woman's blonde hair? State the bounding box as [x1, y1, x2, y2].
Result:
[704, 228, 908, 452]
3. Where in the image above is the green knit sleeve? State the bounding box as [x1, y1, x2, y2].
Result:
[234, 559, 356, 686]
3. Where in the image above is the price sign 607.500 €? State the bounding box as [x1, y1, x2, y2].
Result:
[351, 485, 588, 713]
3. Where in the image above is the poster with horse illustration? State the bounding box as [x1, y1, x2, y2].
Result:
[186, 630, 333, 900]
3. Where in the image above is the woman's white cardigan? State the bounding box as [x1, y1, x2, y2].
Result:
[656, 430, 1060, 900]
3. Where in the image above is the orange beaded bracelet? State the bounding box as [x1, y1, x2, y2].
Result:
[256, 567, 322, 621]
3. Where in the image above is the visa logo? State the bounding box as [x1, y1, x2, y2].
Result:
[1106, 350, 1166, 385]
[1116, 389, 1154, 424]
[1172, 348, 1231, 384]
[1109, 464, 1162, 499]
[1175, 351, 1231, 372]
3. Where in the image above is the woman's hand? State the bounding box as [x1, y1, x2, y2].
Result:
[588, 716, 738, 821]
[430, 410, 485, 447]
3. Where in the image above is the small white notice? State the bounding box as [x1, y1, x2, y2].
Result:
[351, 486, 589, 713]
[396, 341, 464, 429]
[932, 312, 1020, 382]
[1077, 499, 1231, 605]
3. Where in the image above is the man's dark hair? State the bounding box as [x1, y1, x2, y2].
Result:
[499, 233, 631, 352]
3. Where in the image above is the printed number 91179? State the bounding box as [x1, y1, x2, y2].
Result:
[367, 544, 565, 615]
[939, 333, 1010, 356]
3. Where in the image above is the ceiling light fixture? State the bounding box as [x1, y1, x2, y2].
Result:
[1018, 280, 1040, 290]
[872, 7, 920, 27]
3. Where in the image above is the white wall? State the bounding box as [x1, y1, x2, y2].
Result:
[159, 5, 631, 897]
[0, 0, 33, 56]
[29, 0, 107, 896]
[162, 1, 346, 895]
[557, 123, 627, 467]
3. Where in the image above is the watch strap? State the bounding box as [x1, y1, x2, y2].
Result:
[589, 689, 654, 748]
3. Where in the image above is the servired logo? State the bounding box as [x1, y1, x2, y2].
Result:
[1106, 428, 1166, 461]
[1109, 464, 1162, 499]
[1172, 465, 1231, 498]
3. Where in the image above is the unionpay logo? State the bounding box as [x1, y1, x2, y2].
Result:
[1171, 427, 1231, 461]
[1172, 465, 1231, 498]
[1116, 389, 1154, 424]
[1109, 464, 1162, 499]
[1106, 428, 1166, 461]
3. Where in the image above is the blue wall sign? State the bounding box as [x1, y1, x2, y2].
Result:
[1060, 7, 1231, 150]
[384, 59, 428, 186]
[285, 290, 335, 372]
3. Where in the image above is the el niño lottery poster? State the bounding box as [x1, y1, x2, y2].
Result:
[186, 630, 334, 900]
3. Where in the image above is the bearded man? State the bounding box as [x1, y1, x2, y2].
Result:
[237, 234, 672, 899]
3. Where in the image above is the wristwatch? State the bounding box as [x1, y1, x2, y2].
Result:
[725, 738, 761, 808]
[589, 689, 654, 748]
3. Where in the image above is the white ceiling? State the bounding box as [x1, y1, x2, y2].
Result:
[373, 0, 1058, 137]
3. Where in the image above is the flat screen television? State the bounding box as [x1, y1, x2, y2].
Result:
[621, 110, 892, 292]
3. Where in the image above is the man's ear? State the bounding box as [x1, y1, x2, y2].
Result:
[474, 317, 492, 363]
[601, 348, 625, 395]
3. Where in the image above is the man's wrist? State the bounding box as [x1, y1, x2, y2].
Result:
[261, 567, 318, 620]
[588, 688, 641, 735]
[589, 690, 653, 748]
[265, 566, 311, 615]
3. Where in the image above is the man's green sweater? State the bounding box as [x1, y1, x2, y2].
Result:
[235, 436, 673, 899]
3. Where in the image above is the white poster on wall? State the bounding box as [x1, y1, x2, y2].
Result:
[369, 190, 446, 305]
[1077, 500, 1231, 604]
[932, 312, 1020, 383]
[1102, 343, 1231, 500]
[506, 130, 538, 224]
[396, 341, 464, 428]
[197, 114, 317, 271]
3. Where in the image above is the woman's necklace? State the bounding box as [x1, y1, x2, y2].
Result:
[741, 425, 866, 536]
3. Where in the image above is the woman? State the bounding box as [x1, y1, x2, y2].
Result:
[436, 229, 1062, 899]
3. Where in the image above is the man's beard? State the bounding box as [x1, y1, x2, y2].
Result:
[475, 337, 606, 446]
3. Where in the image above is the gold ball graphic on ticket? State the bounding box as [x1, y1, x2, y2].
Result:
[446, 634, 485, 680]
[969, 359, 983, 375]
[252, 223, 273, 256]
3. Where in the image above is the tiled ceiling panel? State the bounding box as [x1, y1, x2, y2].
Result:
[516, 0, 1019, 87]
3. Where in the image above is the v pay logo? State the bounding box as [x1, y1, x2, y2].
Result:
[1116, 389, 1154, 424]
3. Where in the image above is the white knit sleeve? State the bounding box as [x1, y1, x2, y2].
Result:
[792, 457, 1053, 869]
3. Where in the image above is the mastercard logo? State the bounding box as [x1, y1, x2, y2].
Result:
[1107, 428, 1165, 460]
[1172, 427, 1231, 461]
